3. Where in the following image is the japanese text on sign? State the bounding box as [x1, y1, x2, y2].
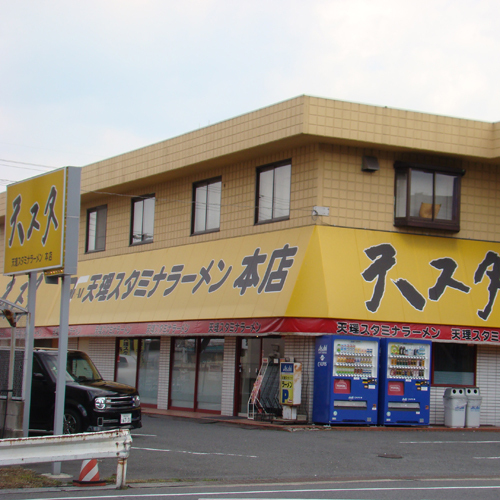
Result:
[4, 169, 66, 274]
[362, 243, 500, 321]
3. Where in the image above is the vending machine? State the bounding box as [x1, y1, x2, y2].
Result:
[313, 335, 380, 425]
[378, 338, 432, 426]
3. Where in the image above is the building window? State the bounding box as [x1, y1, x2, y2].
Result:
[86, 205, 107, 253]
[255, 161, 291, 224]
[169, 337, 224, 413]
[432, 343, 476, 386]
[115, 338, 160, 407]
[394, 161, 464, 232]
[130, 194, 155, 245]
[192, 177, 221, 234]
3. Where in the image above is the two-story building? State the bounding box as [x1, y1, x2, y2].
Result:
[2, 95, 500, 425]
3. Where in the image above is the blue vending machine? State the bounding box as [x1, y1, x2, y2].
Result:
[313, 335, 380, 425]
[378, 338, 432, 426]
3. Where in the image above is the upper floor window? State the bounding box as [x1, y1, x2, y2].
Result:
[255, 161, 291, 224]
[394, 161, 464, 232]
[192, 177, 221, 234]
[130, 194, 155, 245]
[86, 205, 107, 253]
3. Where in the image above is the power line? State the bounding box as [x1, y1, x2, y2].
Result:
[0, 158, 56, 169]
[81, 189, 309, 215]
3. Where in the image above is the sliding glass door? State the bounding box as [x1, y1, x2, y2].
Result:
[170, 337, 224, 413]
[116, 337, 160, 406]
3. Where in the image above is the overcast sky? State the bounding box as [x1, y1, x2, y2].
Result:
[1, 0, 499, 191]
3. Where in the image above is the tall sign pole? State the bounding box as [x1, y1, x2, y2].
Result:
[22, 271, 37, 436]
[49, 168, 80, 475]
[4, 167, 81, 475]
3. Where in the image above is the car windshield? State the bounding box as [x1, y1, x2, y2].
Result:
[43, 352, 103, 382]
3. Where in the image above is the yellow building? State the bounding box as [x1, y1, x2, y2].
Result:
[2, 95, 500, 424]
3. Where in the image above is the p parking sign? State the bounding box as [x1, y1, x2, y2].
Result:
[280, 362, 302, 405]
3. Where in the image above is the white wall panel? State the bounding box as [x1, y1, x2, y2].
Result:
[86, 337, 116, 380]
[221, 337, 236, 416]
[476, 345, 500, 426]
[157, 337, 171, 410]
[431, 345, 500, 427]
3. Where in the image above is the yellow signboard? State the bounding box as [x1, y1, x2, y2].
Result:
[2, 225, 500, 328]
[287, 226, 500, 327]
[4, 169, 66, 275]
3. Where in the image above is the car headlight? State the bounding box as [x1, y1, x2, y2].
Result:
[132, 395, 140, 408]
[95, 397, 106, 410]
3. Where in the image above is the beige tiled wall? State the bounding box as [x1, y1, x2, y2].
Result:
[319, 145, 394, 232]
[78, 139, 500, 265]
[79, 146, 319, 261]
[318, 144, 500, 241]
[0, 225, 4, 272]
[306, 96, 495, 159]
[3, 95, 500, 270]
[80, 97, 307, 194]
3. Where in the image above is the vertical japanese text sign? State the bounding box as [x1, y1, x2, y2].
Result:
[4, 167, 81, 276]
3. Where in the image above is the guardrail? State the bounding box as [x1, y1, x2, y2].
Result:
[0, 429, 132, 488]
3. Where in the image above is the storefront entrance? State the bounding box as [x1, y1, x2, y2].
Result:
[236, 336, 284, 415]
[116, 338, 160, 407]
[169, 337, 224, 413]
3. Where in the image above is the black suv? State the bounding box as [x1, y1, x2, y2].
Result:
[30, 348, 141, 434]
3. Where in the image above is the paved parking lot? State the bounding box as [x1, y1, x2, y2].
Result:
[27, 412, 500, 484]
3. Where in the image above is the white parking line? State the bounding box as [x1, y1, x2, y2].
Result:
[132, 446, 258, 458]
[401, 440, 500, 444]
[23, 483, 500, 500]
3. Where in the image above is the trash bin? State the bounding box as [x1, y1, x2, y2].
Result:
[465, 388, 482, 428]
[443, 388, 467, 428]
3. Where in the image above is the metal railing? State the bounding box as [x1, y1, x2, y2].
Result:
[0, 429, 132, 488]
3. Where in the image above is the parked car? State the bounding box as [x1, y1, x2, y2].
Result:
[30, 348, 141, 434]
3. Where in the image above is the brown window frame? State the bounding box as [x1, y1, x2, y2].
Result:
[394, 161, 464, 232]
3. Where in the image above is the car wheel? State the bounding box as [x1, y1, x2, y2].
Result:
[63, 408, 82, 434]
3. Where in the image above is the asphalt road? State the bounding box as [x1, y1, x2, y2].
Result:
[6, 478, 500, 500]
[24, 413, 500, 484]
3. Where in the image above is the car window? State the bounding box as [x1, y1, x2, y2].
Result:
[40, 352, 103, 382]
[67, 355, 102, 382]
[67, 352, 103, 382]
[42, 355, 75, 382]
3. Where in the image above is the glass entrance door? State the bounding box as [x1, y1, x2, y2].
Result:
[116, 338, 138, 387]
[237, 338, 262, 415]
[236, 337, 284, 415]
[138, 338, 160, 406]
[170, 337, 225, 412]
[170, 338, 196, 409]
[197, 338, 224, 411]
[116, 337, 160, 406]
